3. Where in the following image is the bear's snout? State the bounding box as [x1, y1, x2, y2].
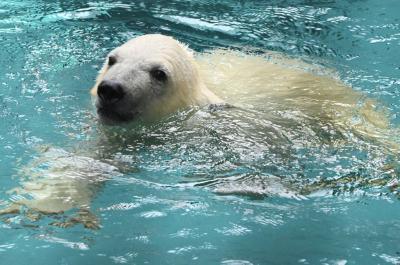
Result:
[97, 80, 125, 105]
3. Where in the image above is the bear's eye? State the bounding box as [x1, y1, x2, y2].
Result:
[150, 69, 167, 82]
[108, 56, 117, 66]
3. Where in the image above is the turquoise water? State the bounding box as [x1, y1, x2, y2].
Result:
[1, 0, 400, 264]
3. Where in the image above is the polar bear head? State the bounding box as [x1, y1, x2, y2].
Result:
[91, 34, 219, 124]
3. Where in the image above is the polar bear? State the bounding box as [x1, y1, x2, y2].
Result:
[91, 34, 395, 150]
[1, 34, 397, 229]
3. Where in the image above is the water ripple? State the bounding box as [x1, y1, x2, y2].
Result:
[0, 0, 399, 264]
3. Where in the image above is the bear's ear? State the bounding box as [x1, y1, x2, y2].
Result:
[176, 40, 194, 58]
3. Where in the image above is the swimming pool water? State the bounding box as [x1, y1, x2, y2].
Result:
[0, 0, 400, 264]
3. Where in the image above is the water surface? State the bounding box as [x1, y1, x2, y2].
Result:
[0, 0, 400, 264]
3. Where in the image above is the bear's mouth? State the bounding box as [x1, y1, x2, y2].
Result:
[97, 106, 139, 125]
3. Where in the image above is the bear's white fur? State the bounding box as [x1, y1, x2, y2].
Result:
[196, 49, 395, 149]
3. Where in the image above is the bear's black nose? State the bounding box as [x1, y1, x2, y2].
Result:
[97, 80, 125, 104]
